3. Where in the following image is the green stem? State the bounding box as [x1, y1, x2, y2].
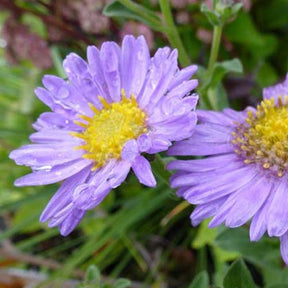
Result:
[200, 24, 223, 110]
[208, 24, 223, 74]
[159, 0, 190, 67]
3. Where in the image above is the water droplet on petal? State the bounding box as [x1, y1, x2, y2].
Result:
[137, 51, 144, 61]
[57, 87, 70, 99]
[34, 165, 52, 172]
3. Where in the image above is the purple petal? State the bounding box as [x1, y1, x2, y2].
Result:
[10, 142, 83, 168]
[250, 190, 275, 241]
[147, 134, 171, 154]
[87, 46, 109, 98]
[32, 112, 79, 131]
[30, 130, 76, 144]
[224, 177, 271, 228]
[59, 208, 86, 236]
[40, 166, 91, 222]
[223, 108, 247, 122]
[138, 48, 178, 109]
[263, 74, 288, 102]
[170, 158, 245, 189]
[168, 139, 233, 156]
[208, 192, 239, 228]
[73, 181, 110, 210]
[121, 35, 150, 97]
[137, 134, 152, 153]
[107, 160, 131, 188]
[183, 165, 258, 204]
[63, 53, 89, 82]
[150, 113, 197, 142]
[190, 196, 227, 226]
[100, 42, 121, 102]
[34, 87, 54, 110]
[190, 123, 233, 143]
[132, 155, 156, 187]
[15, 159, 92, 186]
[121, 139, 139, 162]
[168, 65, 198, 91]
[167, 154, 238, 172]
[280, 232, 288, 265]
[197, 110, 237, 126]
[267, 178, 288, 237]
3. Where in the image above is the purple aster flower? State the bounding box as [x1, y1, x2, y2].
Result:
[9, 35, 198, 236]
[167, 74, 288, 264]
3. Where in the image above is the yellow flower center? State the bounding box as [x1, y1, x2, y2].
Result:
[72, 90, 147, 170]
[232, 96, 288, 177]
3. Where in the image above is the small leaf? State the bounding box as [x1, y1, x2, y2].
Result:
[210, 58, 243, 87]
[85, 265, 101, 283]
[103, 1, 161, 31]
[201, 4, 220, 26]
[223, 259, 257, 288]
[189, 271, 209, 288]
[215, 227, 280, 268]
[113, 278, 131, 288]
[22, 14, 47, 38]
[192, 219, 218, 249]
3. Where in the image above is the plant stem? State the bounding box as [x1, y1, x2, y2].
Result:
[208, 24, 223, 74]
[159, 0, 190, 67]
[199, 24, 223, 110]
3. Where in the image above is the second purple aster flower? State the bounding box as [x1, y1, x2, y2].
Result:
[168, 75, 288, 264]
[9, 35, 198, 236]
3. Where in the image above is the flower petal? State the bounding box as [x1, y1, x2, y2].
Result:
[15, 159, 92, 186]
[132, 155, 156, 187]
[267, 178, 288, 237]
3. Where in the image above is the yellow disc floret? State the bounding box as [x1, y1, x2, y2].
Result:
[232, 96, 288, 177]
[72, 89, 147, 170]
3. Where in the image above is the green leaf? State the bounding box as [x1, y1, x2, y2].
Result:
[215, 227, 280, 268]
[188, 271, 209, 288]
[113, 279, 131, 288]
[85, 265, 101, 283]
[201, 4, 220, 26]
[210, 58, 243, 87]
[103, 0, 162, 31]
[219, 3, 243, 23]
[267, 286, 288, 288]
[12, 196, 44, 233]
[192, 219, 218, 249]
[224, 12, 278, 59]
[223, 259, 257, 288]
[256, 63, 278, 87]
[255, 0, 288, 30]
[22, 13, 47, 38]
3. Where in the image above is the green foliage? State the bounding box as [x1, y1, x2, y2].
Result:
[188, 271, 209, 288]
[103, 1, 161, 31]
[78, 265, 131, 288]
[223, 259, 257, 288]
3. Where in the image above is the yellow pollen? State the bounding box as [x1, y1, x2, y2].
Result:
[72, 90, 147, 170]
[231, 96, 288, 177]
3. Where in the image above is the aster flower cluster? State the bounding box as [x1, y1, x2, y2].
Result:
[168, 75, 288, 264]
[10, 35, 198, 236]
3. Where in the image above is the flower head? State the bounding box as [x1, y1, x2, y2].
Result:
[168, 74, 288, 264]
[10, 35, 198, 236]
